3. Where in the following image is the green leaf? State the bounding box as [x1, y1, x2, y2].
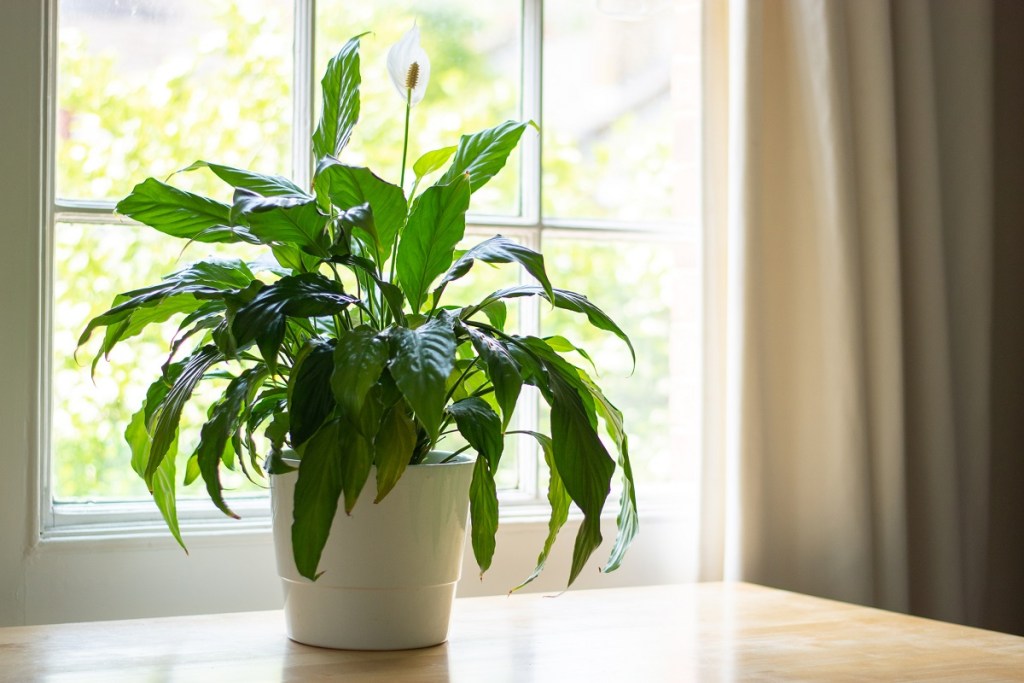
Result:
[178, 161, 306, 197]
[547, 368, 615, 585]
[146, 346, 223, 486]
[292, 420, 344, 581]
[195, 367, 268, 519]
[388, 315, 457, 443]
[464, 326, 523, 430]
[312, 34, 365, 161]
[470, 285, 635, 365]
[448, 397, 503, 469]
[288, 340, 337, 448]
[126, 381, 185, 552]
[468, 455, 498, 575]
[436, 235, 554, 305]
[338, 421, 373, 515]
[332, 254, 407, 326]
[232, 274, 357, 369]
[116, 177, 252, 243]
[373, 405, 416, 502]
[314, 160, 407, 264]
[438, 120, 534, 193]
[480, 300, 507, 332]
[511, 431, 570, 591]
[413, 145, 458, 178]
[231, 191, 330, 256]
[331, 327, 388, 425]
[396, 176, 471, 313]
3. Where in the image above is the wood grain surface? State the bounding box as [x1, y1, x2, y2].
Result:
[1, 582, 1022, 682]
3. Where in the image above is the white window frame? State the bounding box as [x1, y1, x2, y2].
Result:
[0, 0, 696, 627]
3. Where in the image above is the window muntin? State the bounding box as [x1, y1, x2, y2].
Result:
[49, 0, 699, 523]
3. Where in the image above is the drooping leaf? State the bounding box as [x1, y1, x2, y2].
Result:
[338, 421, 373, 515]
[314, 160, 407, 263]
[231, 191, 330, 256]
[312, 34, 366, 161]
[125, 376, 184, 551]
[373, 404, 416, 502]
[331, 327, 388, 424]
[438, 120, 535, 193]
[468, 455, 498, 575]
[470, 285, 635, 365]
[448, 397, 504, 470]
[413, 145, 458, 178]
[436, 235, 554, 305]
[388, 315, 457, 442]
[396, 176, 471, 314]
[146, 345, 223, 486]
[195, 366, 268, 519]
[546, 361, 615, 586]
[511, 431, 570, 591]
[292, 420, 344, 581]
[288, 340, 337, 448]
[178, 161, 306, 198]
[116, 177, 252, 243]
[463, 326, 523, 430]
[332, 254, 407, 325]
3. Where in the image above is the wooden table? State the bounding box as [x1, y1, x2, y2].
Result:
[1, 583, 1022, 682]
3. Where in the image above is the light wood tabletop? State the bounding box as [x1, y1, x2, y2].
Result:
[1, 582, 1022, 682]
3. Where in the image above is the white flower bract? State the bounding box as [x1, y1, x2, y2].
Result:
[386, 25, 431, 106]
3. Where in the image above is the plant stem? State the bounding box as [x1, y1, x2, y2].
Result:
[399, 89, 412, 193]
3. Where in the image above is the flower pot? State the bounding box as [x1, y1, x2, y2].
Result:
[270, 452, 475, 650]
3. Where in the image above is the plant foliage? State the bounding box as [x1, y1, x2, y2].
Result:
[80, 34, 638, 588]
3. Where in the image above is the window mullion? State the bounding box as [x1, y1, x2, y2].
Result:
[521, 0, 543, 226]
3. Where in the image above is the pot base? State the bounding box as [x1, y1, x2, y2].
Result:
[282, 579, 458, 650]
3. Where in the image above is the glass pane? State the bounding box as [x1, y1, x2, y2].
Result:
[543, 0, 700, 222]
[53, 223, 265, 501]
[316, 1, 522, 216]
[57, 0, 294, 202]
[539, 236, 699, 492]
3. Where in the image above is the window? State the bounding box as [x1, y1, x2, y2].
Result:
[20, 0, 701, 621]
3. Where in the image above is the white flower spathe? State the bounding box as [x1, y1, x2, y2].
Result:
[386, 25, 431, 106]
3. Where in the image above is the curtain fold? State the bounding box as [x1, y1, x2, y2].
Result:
[700, 0, 1023, 632]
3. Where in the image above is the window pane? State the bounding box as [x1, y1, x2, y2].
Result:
[542, 0, 700, 222]
[56, 0, 294, 201]
[316, 1, 522, 216]
[53, 223, 264, 501]
[539, 236, 699, 491]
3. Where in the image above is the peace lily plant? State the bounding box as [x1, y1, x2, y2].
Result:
[79, 29, 638, 589]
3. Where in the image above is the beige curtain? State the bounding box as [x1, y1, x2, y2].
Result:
[700, 0, 1024, 633]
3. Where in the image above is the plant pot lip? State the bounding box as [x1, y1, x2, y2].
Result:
[278, 450, 475, 469]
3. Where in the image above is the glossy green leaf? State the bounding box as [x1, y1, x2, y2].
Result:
[116, 177, 251, 244]
[436, 235, 554, 305]
[548, 371, 615, 586]
[288, 340, 337, 448]
[413, 145, 458, 178]
[146, 345, 223, 486]
[312, 35, 365, 161]
[195, 366, 268, 519]
[373, 404, 416, 502]
[468, 455, 498, 575]
[339, 421, 373, 515]
[438, 120, 534, 193]
[179, 160, 306, 197]
[511, 431, 569, 591]
[231, 191, 330, 256]
[332, 254, 406, 326]
[314, 160, 407, 263]
[471, 285, 635, 365]
[292, 420, 344, 581]
[388, 315, 457, 443]
[462, 326, 522, 430]
[448, 397, 503, 469]
[126, 377, 185, 551]
[396, 177, 471, 314]
[331, 327, 388, 423]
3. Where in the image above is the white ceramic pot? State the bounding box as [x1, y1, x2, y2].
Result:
[270, 451, 475, 650]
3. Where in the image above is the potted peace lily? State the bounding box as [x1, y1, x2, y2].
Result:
[79, 28, 638, 650]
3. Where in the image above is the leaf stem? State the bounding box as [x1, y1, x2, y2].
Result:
[399, 89, 412, 192]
